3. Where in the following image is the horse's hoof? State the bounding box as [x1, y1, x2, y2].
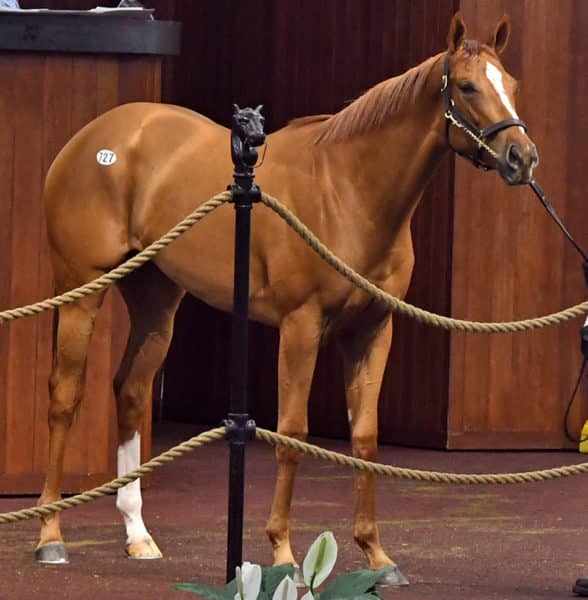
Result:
[126, 537, 162, 559]
[292, 566, 305, 588]
[377, 566, 409, 587]
[35, 542, 69, 565]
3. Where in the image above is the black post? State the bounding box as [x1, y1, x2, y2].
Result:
[225, 104, 265, 582]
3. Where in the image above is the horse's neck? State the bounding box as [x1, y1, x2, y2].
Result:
[329, 73, 448, 234]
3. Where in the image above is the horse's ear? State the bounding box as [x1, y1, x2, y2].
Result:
[489, 14, 510, 55]
[255, 104, 264, 113]
[233, 103, 240, 113]
[447, 12, 466, 53]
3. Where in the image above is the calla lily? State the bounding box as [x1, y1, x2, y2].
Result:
[300, 593, 314, 600]
[302, 531, 338, 589]
[272, 575, 298, 600]
[235, 562, 262, 600]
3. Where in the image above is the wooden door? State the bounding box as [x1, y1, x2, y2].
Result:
[160, 0, 458, 447]
[448, 0, 588, 448]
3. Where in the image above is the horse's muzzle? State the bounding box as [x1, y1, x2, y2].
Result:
[498, 141, 539, 185]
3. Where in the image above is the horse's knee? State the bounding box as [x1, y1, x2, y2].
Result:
[351, 434, 378, 461]
[275, 444, 305, 465]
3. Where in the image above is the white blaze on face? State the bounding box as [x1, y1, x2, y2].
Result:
[485, 61, 522, 130]
[116, 432, 150, 544]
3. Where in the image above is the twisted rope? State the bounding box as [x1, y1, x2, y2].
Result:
[4, 425, 588, 527]
[256, 428, 588, 484]
[259, 192, 588, 333]
[0, 192, 231, 323]
[0, 428, 226, 524]
[0, 188, 585, 333]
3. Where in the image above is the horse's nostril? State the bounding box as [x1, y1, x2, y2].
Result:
[506, 143, 522, 170]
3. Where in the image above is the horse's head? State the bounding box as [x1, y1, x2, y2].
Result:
[443, 13, 538, 185]
[232, 104, 266, 149]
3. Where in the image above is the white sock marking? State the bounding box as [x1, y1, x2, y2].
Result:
[485, 61, 523, 132]
[116, 432, 150, 544]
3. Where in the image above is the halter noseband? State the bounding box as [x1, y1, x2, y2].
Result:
[442, 54, 527, 170]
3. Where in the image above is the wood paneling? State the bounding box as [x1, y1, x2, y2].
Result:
[0, 52, 163, 493]
[160, 0, 459, 447]
[448, 0, 588, 448]
[160, 0, 587, 449]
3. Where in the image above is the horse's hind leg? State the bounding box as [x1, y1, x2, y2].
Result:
[266, 305, 321, 573]
[338, 316, 409, 587]
[37, 290, 106, 564]
[114, 263, 184, 559]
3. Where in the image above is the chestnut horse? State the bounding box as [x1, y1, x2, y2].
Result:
[37, 12, 537, 584]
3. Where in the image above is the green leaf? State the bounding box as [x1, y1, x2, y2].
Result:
[302, 532, 338, 589]
[174, 582, 232, 599]
[224, 577, 238, 597]
[318, 568, 392, 600]
[261, 565, 296, 598]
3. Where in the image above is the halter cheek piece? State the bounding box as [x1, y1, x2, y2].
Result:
[442, 54, 527, 170]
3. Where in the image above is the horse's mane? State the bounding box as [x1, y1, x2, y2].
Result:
[290, 53, 444, 144]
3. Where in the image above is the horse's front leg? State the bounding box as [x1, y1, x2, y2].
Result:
[338, 315, 409, 586]
[266, 304, 321, 571]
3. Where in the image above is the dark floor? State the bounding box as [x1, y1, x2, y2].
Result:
[2, 422, 588, 599]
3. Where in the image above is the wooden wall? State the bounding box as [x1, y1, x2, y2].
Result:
[154, 0, 459, 446]
[0, 44, 161, 492]
[9, 1, 586, 451]
[448, 0, 588, 448]
[157, 0, 588, 449]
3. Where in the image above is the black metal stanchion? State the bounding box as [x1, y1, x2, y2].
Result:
[224, 104, 265, 582]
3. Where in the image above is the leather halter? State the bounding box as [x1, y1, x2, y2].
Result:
[442, 54, 527, 170]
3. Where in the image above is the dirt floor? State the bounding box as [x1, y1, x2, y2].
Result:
[2, 422, 588, 600]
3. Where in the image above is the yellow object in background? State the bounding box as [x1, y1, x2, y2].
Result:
[579, 421, 588, 453]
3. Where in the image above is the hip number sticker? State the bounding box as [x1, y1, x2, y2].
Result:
[96, 149, 117, 166]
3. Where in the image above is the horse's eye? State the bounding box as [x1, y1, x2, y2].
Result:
[458, 81, 477, 94]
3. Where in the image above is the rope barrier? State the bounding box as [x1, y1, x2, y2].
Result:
[1, 189, 588, 524]
[4, 426, 588, 525]
[0, 188, 585, 332]
[259, 192, 588, 333]
[0, 428, 226, 524]
[0, 192, 230, 323]
[256, 428, 588, 485]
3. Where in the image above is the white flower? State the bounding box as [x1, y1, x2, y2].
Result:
[302, 531, 338, 589]
[300, 593, 314, 600]
[235, 562, 262, 600]
[272, 575, 298, 600]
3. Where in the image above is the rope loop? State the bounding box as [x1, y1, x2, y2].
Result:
[3, 427, 588, 525]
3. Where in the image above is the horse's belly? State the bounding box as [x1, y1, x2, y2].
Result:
[151, 225, 280, 328]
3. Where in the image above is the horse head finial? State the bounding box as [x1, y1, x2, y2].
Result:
[230, 105, 266, 178]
